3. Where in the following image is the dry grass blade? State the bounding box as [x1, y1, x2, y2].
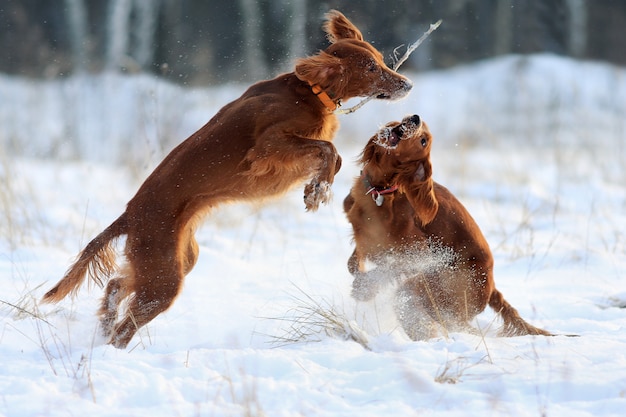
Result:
[1, 282, 55, 326]
[263, 285, 370, 349]
[434, 355, 488, 384]
[1, 299, 54, 326]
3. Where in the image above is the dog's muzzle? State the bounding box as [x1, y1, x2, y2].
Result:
[376, 77, 413, 100]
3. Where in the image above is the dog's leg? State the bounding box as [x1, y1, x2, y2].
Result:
[395, 279, 440, 340]
[109, 268, 183, 349]
[350, 270, 386, 301]
[98, 277, 129, 339]
[107, 237, 185, 348]
[303, 142, 342, 211]
[348, 250, 379, 301]
[343, 192, 355, 214]
[98, 262, 133, 339]
[348, 251, 403, 301]
[181, 232, 199, 276]
[243, 137, 341, 211]
[347, 250, 360, 275]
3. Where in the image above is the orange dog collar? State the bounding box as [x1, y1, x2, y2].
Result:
[310, 83, 340, 112]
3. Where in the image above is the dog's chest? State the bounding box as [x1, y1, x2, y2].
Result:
[357, 195, 420, 245]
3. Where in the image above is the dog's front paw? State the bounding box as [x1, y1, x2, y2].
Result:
[304, 180, 331, 211]
[351, 274, 380, 302]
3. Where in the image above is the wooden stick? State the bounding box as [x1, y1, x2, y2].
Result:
[393, 19, 442, 71]
[336, 19, 442, 115]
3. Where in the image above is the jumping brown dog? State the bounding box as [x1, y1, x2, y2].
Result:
[343, 115, 550, 340]
[42, 10, 412, 349]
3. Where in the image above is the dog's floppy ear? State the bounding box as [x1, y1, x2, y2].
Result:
[324, 10, 364, 43]
[400, 159, 438, 227]
[295, 52, 346, 90]
[359, 140, 378, 166]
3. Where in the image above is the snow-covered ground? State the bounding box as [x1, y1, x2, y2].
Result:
[1, 54, 625, 416]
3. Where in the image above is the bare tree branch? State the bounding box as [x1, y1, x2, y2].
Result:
[336, 19, 442, 115]
[393, 19, 442, 71]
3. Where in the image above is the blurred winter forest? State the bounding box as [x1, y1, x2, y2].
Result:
[1, 0, 625, 85]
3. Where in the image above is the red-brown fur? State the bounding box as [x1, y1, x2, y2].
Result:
[41, 10, 413, 349]
[343, 115, 551, 340]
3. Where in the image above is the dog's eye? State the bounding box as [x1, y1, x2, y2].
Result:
[421, 138, 428, 147]
[368, 61, 378, 72]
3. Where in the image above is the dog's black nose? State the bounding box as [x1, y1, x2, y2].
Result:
[410, 114, 420, 125]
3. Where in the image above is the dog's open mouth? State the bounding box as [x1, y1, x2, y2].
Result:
[388, 129, 401, 147]
[374, 114, 421, 149]
[374, 127, 399, 149]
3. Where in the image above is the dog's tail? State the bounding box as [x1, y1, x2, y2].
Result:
[488, 289, 552, 336]
[42, 213, 128, 303]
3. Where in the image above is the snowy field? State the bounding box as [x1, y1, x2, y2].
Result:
[1, 54, 625, 416]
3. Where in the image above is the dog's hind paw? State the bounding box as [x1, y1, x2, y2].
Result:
[304, 180, 332, 211]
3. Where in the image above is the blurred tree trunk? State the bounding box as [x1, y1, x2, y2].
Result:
[238, 0, 269, 80]
[287, 0, 307, 63]
[134, 0, 161, 68]
[105, 0, 162, 72]
[565, 0, 587, 58]
[494, 0, 513, 55]
[106, 0, 132, 70]
[1, 0, 625, 82]
[63, 0, 88, 72]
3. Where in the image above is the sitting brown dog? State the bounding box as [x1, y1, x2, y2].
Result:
[343, 115, 551, 340]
